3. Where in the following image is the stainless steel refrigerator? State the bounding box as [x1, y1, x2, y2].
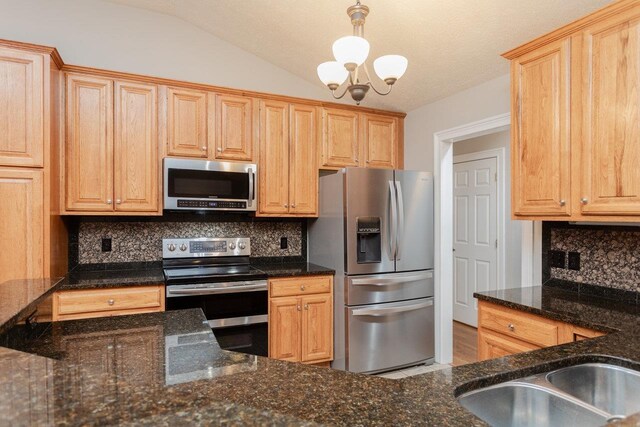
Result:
[309, 168, 434, 374]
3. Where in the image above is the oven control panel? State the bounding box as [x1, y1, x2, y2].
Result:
[163, 237, 250, 258]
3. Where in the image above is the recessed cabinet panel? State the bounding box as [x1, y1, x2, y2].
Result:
[289, 104, 318, 215]
[0, 48, 43, 167]
[259, 100, 290, 215]
[301, 294, 333, 362]
[580, 13, 640, 215]
[321, 108, 360, 168]
[512, 38, 571, 217]
[362, 114, 397, 169]
[215, 94, 254, 161]
[65, 74, 114, 211]
[166, 87, 207, 158]
[268, 297, 301, 362]
[114, 82, 159, 212]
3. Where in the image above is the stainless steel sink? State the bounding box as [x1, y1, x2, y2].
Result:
[547, 363, 640, 417]
[458, 363, 640, 426]
[458, 382, 609, 427]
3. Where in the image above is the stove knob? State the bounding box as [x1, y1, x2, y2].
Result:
[179, 244, 187, 252]
[238, 242, 246, 250]
[229, 242, 237, 250]
[168, 244, 176, 252]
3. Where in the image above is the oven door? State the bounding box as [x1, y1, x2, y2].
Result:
[166, 283, 268, 356]
[163, 158, 256, 211]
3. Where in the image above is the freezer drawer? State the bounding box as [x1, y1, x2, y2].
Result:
[346, 270, 433, 306]
[346, 297, 435, 373]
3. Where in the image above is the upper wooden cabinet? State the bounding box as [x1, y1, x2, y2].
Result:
[215, 94, 255, 161]
[166, 87, 207, 158]
[0, 47, 44, 168]
[362, 114, 398, 169]
[511, 38, 571, 217]
[65, 73, 160, 214]
[258, 101, 318, 217]
[504, 0, 640, 221]
[321, 108, 360, 168]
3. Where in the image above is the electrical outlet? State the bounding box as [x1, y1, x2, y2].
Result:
[549, 250, 566, 269]
[101, 237, 112, 252]
[280, 237, 288, 250]
[568, 252, 581, 271]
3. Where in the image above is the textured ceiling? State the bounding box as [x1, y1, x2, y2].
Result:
[104, 0, 611, 111]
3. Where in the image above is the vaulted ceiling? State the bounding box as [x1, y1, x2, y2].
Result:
[104, 0, 611, 111]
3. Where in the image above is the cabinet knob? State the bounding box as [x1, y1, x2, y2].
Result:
[304, 304, 309, 310]
[507, 323, 515, 332]
[300, 285, 305, 291]
[202, 146, 207, 151]
[116, 199, 121, 205]
[559, 199, 566, 206]
[297, 305, 301, 311]
[284, 204, 288, 208]
[291, 204, 296, 208]
[107, 199, 112, 205]
[217, 147, 222, 152]
[108, 299, 115, 306]
[581, 198, 589, 204]
[355, 158, 359, 162]
[366, 160, 370, 163]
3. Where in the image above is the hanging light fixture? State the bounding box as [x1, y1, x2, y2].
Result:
[317, 1, 408, 105]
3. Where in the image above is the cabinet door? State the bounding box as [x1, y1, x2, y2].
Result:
[258, 100, 290, 215]
[166, 87, 207, 158]
[478, 328, 540, 361]
[321, 108, 360, 168]
[301, 294, 333, 362]
[362, 114, 397, 169]
[114, 81, 159, 212]
[0, 48, 43, 167]
[65, 74, 114, 211]
[0, 167, 43, 283]
[511, 38, 571, 217]
[215, 94, 254, 161]
[269, 297, 301, 361]
[289, 104, 318, 216]
[580, 11, 640, 215]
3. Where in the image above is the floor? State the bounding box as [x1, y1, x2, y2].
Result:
[378, 321, 478, 379]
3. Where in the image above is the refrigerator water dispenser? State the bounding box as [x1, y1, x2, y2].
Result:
[356, 217, 381, 264]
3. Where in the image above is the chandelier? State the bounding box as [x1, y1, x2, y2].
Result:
[316, 1, 408, 105]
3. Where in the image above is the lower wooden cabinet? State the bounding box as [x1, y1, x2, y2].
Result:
[268, 275, 333, 364]
[52, 285, 165, 321]
[477, 300, 604, 361]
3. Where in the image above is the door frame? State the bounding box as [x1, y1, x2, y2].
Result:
[453, 148, 505, 325]
[432, 112, 540, 364]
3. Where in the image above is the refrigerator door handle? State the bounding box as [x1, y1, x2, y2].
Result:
[388, 180, 398, 259]
[352, 300, 433, 317]
[351, 271, 433, 286]
[395, 180, 405, 261]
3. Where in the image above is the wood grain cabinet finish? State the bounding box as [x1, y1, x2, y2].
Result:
[215, 94, 255, 161]
[114, 81, 158, 212]
[579, 10, 640, 216]
[511, 38, 571, 217]
[268, 275, 333, 364]
[321, 108, 360, 168]
[361, 114, 397, 169]
[0, 167, 44, 283]
[289, 104, 318, 215]
[0, 47, 44, 167]
[478, 328, 541, 361]
[166, 87, 207, 158]
[65, 74, 114, 211]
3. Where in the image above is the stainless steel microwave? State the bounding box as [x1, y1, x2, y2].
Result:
[163, 158, 257, 212]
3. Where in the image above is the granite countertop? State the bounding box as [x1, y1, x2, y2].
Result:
[0, 277, 65, 335]
[4, 284, 640, 425]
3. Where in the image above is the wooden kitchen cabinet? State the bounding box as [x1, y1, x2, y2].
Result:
[166, 87, 207, 158]
[361, 113, 398, 169]
[504, 0, 640, 221]
[258, 101, 318, 217]
[214, 94, 255, 161]
[268, 275, 333, 364]
[320, 108, 360, 168]
[0, 47, 44, 167]
[477, 300, 605, 361]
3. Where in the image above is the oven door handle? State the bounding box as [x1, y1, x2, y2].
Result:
[248, 167, 254, 207]
[167, 284, 267, 296]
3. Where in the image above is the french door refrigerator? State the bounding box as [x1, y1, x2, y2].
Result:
[309, 167, 434, 374]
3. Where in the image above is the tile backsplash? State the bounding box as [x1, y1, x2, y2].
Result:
[74, 217, 304, 265]
[544, 223, 640, 292]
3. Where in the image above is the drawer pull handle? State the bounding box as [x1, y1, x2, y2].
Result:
[300, 285, 306, 291]
[108, 299, 115, 306]
[508, 323, 515, 331]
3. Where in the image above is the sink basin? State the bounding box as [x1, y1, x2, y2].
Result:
[458, 382, 609, 427]
[547, 363, 640, 417]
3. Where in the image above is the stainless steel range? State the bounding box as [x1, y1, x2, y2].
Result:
[163, 237, 268, 356]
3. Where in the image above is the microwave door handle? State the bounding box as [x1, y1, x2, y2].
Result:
[248, 168, 254, 207]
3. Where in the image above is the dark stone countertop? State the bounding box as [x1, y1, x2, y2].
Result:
[0, 277, 65, 335]
[4, 284, 640, 425]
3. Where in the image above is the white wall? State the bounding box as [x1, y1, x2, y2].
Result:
[453, 131, 522, 287]
[404, 74, 510, 171]
[0, 0, 333, 101]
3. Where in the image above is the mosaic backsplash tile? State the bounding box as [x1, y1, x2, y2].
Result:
[78, 221, 303, 264]
[548, 225, 640, 292]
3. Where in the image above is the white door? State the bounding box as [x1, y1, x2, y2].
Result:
[453, 157, 498, 327]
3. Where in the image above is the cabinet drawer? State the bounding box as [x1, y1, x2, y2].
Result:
[270, 276, 332, 297]
[54, 286, 164, 319]
[479, 301, 558, 347]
